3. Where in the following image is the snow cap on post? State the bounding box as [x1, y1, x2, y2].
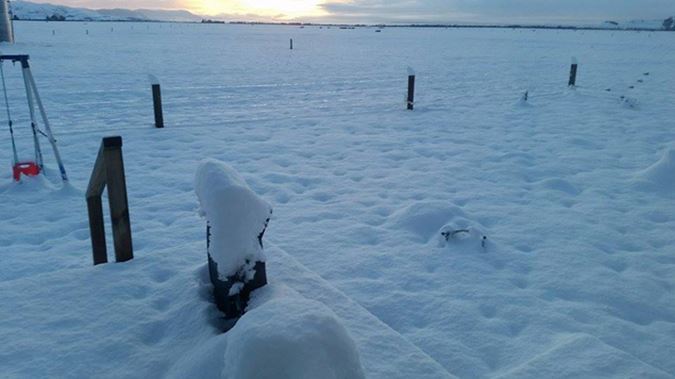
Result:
[147, 74, 160, 85]
[571, 56, 578, 65]
[407, 66, 415, 76]
[195, 160, 272, 278]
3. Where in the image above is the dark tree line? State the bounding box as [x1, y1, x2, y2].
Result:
[664, 17, 674, 31]
[45, 14, 66, 21]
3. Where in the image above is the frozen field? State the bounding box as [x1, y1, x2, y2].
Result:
[1, 21, 675, 378]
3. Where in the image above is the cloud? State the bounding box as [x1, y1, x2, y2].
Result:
[318, 0, 675, 24]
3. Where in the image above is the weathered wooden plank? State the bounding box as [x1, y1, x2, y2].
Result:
[102, 138, 133, 263]
[87, 196, 107, 265]
[86, 136, 133, 265]
[85, 144, 106, 199]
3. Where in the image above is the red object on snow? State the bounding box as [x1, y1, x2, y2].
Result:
[12, 161, 41, 181]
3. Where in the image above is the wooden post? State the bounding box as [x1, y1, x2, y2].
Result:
[290, 38, 293, 50]
[407, 75, 415, 110]
[568, 57, 578, 87]
[86, 136, 133, 265]
[87, 196, 107, 265]
[104, 138, 133, 263]
[87, 144, 108, 265]
[152, 84, 164, 128]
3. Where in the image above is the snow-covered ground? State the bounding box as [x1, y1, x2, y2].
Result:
[1, 21, 674, 378]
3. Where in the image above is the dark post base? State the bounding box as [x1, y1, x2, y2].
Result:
[207, 254, 267, 319]
[206, 224, 267, 321]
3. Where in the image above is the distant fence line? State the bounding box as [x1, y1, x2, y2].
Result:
[0, 60, 661, 134]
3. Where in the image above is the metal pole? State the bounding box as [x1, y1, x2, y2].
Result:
[21, 64, 44, 169]
[0, 63, 18, 164]
[25, 64, 68, 181]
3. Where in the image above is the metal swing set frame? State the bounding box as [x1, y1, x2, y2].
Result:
[0, 54, 67, 182]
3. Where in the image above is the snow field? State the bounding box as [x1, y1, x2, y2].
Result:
[0, 21, 674, 378]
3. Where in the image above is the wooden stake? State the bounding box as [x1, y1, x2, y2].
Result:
[407, 75, 415, 110]
[152, 84, 164, 128]
[569, 58, 578, 87]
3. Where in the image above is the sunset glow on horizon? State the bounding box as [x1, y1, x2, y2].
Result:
[187, 0, 330, 18]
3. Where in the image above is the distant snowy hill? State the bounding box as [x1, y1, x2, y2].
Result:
[11, 0, 106, 21]
[10, 0, 203, 22]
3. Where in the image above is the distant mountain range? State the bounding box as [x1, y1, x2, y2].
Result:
[10, 0, 204, 22]
[8, 0, 675, 30]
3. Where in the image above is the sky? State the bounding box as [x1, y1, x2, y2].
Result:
[27, 0, 675, 24]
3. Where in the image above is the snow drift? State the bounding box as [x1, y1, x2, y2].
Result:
[634, 145, 675, 196]
[224, 287, 366, 379]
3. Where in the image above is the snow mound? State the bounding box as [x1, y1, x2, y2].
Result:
[634, 145, 675, 195]
[224, 290, 365, 379]
[438, 222, 487, 249]
[388, 201, 467, 242]
[195, 160, 272, 277]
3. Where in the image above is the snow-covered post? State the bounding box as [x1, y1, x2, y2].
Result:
[195, 160, 272, 320]
[290, 38, 293, 50]
[406, 67, 415, 110]
[568, 57, 578, 87]
[148, 75, 164, 128]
